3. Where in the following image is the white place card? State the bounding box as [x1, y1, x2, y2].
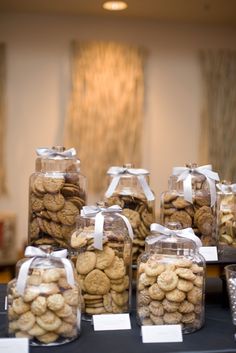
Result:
[0, 338, 29, 353]
[199, 246, 218, 261]
[141, 325, 183, 343]
[93, 313, 131, 331]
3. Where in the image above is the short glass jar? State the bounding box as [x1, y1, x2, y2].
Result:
[104, 164, 155, 263]
[71, 204, 133, 320]
[160, 163, 219, 246]
[7, 246, 81, 345]
[136, 222, 205, 334]
[28, 146, 87, 251]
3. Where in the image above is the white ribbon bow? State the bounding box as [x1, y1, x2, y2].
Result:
[172, 164, 219, 206]
[81, 205, 133, 250]
[149, 223, 202, 248]
[105, 166, 155, 201]
[36, 147, 76, 158]
[16, 246, 75, 295]
[216, 183, 236, 194]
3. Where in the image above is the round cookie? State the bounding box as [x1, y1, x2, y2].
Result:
[104, 256, 126, 280]
[148, 283, 165, 301]
[43, 176, 65, 193]
[76, 251, 97, 275]
[95, 246, 115, 270]
[157, 270, 178, 291]
[43, 193, 65, 212]
[57, 201, 79, 226]
[84, 269, 110, 295]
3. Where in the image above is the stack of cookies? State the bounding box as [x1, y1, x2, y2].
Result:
[8, 266, 80, 345]
[136, 255, 204, 333]
[72, 225, 132, 318]
[28, 173, 86, 249]
[217, 193, 236, 247]
[106, 194, 155, 262]
[161, 192, 215, 246]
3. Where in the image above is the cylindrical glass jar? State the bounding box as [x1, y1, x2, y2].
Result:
[28, 146, 87, 250]
[104, 165, 155, 263]
[71, 204, 133, 320]
[136, 223, 205, 334]
[216, 181, 236, 252]
[7, 246, 81, 345]
[160, 163, 219, 246]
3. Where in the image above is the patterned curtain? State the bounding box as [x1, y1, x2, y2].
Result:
[199, 50, 236, 181]
[64, 41, 144, 194]
[0, 43, 7, 196]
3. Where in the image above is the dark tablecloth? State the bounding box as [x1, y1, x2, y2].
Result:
[0, 279, 235, 353]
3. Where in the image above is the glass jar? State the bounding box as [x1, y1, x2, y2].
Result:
[104, 164, 155, 263]
[7, 246, 81, 345]
[216, 181, 236, 253]
[136, 223, 205, 334]
[28, 146, 87, 251]
[160, 163, 219, 246]
[70, 204, 133, 320]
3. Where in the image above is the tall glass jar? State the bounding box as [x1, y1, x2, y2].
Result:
[136, 223, 205, 334]
[104, 164, 155, 263]
[160, 163, 219, 246]
[216, 181, 236, 253]
[70, 204, 133, 320]
[28, 146, 87, 251]
[7, 246, 81, 345]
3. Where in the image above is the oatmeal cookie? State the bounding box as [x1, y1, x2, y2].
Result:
[76, 251, 97, 275]
[95, 246, 115, 270]
[43, 193, 65, 212]
[84, 269, 110, 295]
[104, 256, 126, 280]
[170, 210, 192, 228]
[57, 201, 79, 226]
[43, 176, 65, 193]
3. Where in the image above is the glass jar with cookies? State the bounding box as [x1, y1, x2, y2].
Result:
[7, 246, 81, 345]
[216, 181, 236, 254]
[160, 163, 220, 246]
[104, 164, 155, 264]
[71, 204, 133, 320]
[136, 222, 205, 334]
[28, 146, 87, 251]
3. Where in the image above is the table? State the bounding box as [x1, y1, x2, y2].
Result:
[0, 278, 236, 353]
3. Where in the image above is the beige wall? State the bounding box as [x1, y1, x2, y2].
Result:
[0, 13, 236, 250]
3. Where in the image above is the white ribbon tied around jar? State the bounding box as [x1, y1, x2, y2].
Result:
[36, 147, 77, 158]
[81, 205, 134, 251]
[216, 183, 236, 194]
[149, 223, 202, 248]
[105, 166, 155, 201]
[172, 164, 220, 207]
[16, 246, 75, 295]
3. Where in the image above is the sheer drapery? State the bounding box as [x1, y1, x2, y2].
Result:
[199, 50, 236, 181]
[64, 41, 144, 194]
[0, 43, 6, 196]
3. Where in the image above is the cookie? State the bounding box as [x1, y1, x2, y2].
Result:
[165, 288, 186, 302]
[43, 176, 65, 193]
[43, 193, 65, 212]
[157, 270, 178, 291]
[76, 251, 97, 275]
[84, 269, 110, 295]
[95, 246, 115, 270]
[104, 256, 126, 280]
[57, 201, 79, 226]
[36, 310, 62, 331]
[148, 283, 165, 300]
[163, 312, 182, 324]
